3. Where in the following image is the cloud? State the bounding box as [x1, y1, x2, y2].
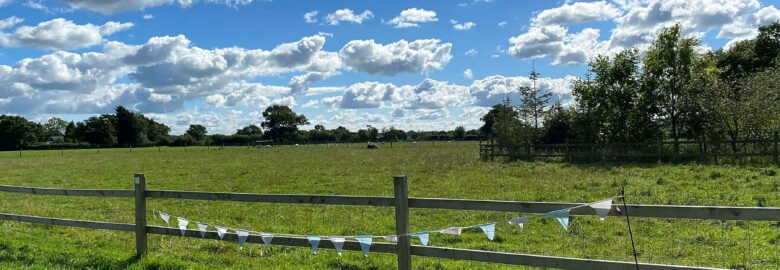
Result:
[325, 9, 373, 25]
[469, 75, 576, 107]
[386, 8, 438, 28]
[143, 14, 154, 20]
[463, 68, 473, 80]
[0, 18, 133, 50]
[0, 0, 10, 7]
[0, 17, 23, 30]
[450, 20, 476, 30]
[57, 0, 256, 15]
[532, 1, 621, 25]
[339, 39, 452, 75]
[464, 49, 478, 56]
[303, 10, 318, 23]
[498, 21, 507, 28]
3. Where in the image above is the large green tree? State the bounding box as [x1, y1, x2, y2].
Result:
[0, 115, 44, 150]
[643, 24, 707, 151]
[260, 105, 309, 142]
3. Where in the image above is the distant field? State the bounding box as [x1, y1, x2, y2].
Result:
[0, 142, 778, 269]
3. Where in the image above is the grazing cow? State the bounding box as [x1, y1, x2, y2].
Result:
[367, 142, 379, 149]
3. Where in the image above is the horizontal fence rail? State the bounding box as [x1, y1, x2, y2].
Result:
[1, 184, 778, 221]
[0, 185, 134, 197]
[0, 177, 770, 269]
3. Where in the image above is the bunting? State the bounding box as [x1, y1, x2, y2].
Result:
[236, 230, 249, 250]
[197, 223, 208, 238]
[413, 232, 429, 246]
[261, 234, 273, 247]
[545, 209, 571, 231]
[589, 199, 613, 221]
[216, 226, 228, 239]
[307, 236, 321, 254]
[355, 236, 372, 257]
[479, 223, 496, 241]
[177, 218, 189, 236]
[159, 211, 170, 224]
[151, 195, 619, 257]
[330, 237, 345, 256]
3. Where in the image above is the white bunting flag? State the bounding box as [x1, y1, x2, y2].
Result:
[307, 236, 321, 254]
[589, 199, 613, 221]
[216, 226, 228, 239]
[177, 218, 189, 236]
[412, 233, 429, 246]
[330, 237, 346, 256]
[508, 217, 529, 229]
[236, 230, 249, 250]
[545, 209, 571, 231]
[440, 227, 463, 235]
[479, 223, 496, 241]
[196, 223, 208, 238]
[261, 234, 273, 247]
[383, 235, 398, 242]
[159, 212, 170, 224]
[355, 236, 373, 257]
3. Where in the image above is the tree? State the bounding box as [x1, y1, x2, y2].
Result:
[333, 126, 352, 142]
[44, 117, 68, 139]
[64, 121, 77, 142]
[115, 106, 149, 146]
[186, 125, 208, 142]
[453, 126, 466, 140]
[643, 24, 701, 152]
[0, 115, 44, 150]
[261, 105, 309, 142]
[147, 119, 171, 145]
[236, 125, 263, 136]
[541, 103, 578, 144]
[76, 115, 117, 146]
[518, 67, 552, 130]
[574, 49, 658, 143]
[480, 98, 516, 138]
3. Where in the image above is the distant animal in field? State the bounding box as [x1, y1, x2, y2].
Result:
[367, 143, 379, 149]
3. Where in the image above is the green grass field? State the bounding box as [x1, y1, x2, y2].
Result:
[0, 142, 778, 269]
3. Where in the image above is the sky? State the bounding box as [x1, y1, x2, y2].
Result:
[1, 0, 779, 134]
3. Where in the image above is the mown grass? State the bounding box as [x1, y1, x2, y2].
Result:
[0, 142, 778, 269]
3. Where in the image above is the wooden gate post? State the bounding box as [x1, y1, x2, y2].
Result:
[134, 173, 147, 259]
[393, 176, 411, 270]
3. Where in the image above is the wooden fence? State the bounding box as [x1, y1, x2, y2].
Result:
[1, 175, 779, 269]
[481, 132, 780, 164]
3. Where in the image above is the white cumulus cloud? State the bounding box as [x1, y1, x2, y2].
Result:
[0, 18, 133, 50]
[386, 8, 438, 28]
[325, 9, 373, 25]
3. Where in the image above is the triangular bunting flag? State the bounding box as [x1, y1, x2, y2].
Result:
[159, 212, 170, 224]
[508, 217, 529, 229]
[196, 223, 208, 238]
[589, 199, 613, 221]
[261, 234, 273, 247]
[479, 223, 496, 241]
[413, 233, 429, 246]
[236, 230, 249, 250]
[177, 218, 189, 236]
[355, 236, 372, 257]
[216, 226, 228, 239]
[383, 235, 398, 242]
[330, 237, 345, 256]
[545, 209, 571, 231]
[307, 236, 321, 254]
[440, 227, 463, 235]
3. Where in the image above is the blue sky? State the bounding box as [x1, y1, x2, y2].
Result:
[1, 0, 779, 134]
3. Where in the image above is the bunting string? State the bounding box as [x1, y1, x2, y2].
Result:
[151, 195, 622, 257]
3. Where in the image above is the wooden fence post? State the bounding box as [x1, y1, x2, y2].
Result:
[134, 173, 147, 259]
[393, 176, 411, 270]
[774, 131, 779, 166]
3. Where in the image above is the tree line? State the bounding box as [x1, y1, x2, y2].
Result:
[483, 23, 780, 154]
[0, 105, 482, 151]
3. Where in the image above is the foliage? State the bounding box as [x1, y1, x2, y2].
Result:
[0, 115, 45, 150]
[186, 125, 208, 143]
[261, 105, 309, 142]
